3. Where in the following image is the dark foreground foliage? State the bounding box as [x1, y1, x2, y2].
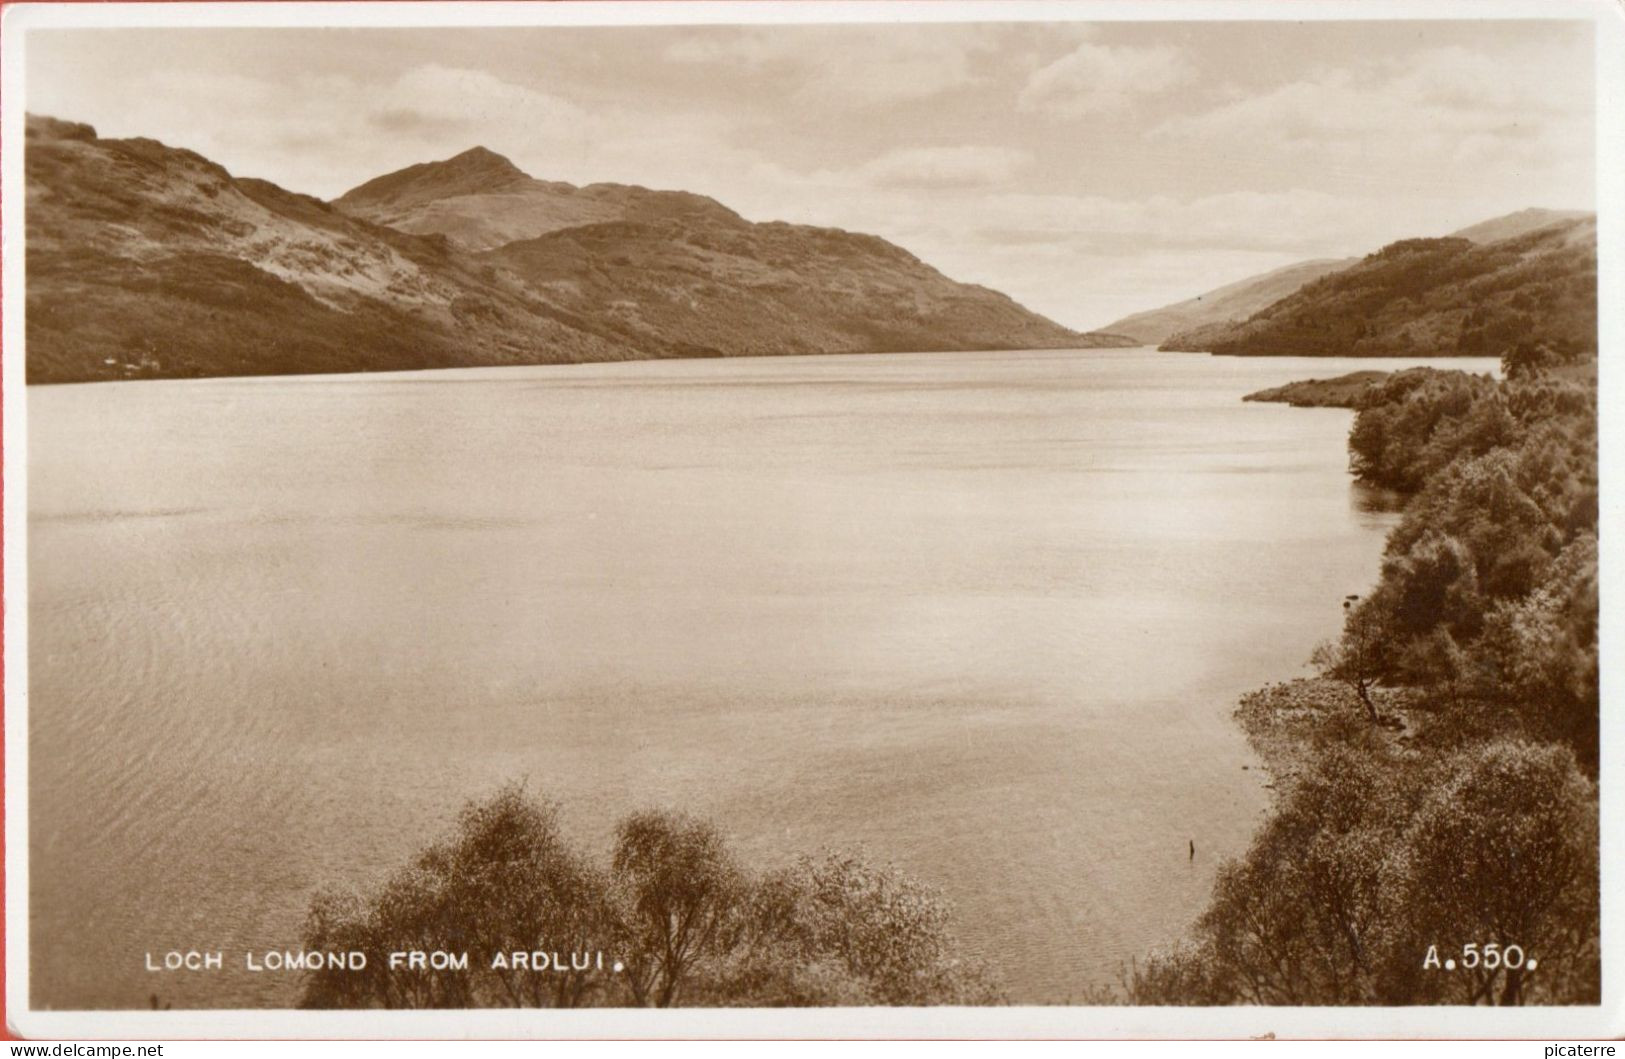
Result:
[1132, 353, 1599, 1005]
[299, 786, 1000, 1008]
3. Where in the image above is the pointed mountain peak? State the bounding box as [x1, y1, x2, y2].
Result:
[442, 146, 525, 176]
[334, 145, 532, 208]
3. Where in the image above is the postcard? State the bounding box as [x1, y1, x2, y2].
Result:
[3, 0, 1620, 1040]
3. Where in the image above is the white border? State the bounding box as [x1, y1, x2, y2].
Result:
[3, 0, 1622, 1040]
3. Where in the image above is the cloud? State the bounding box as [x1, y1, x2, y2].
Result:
[663, 25, 997, 105]
[1017, 42, 1192, 118]
[859, 146, 1034, 189]
[1150, 44, 1591, 166]
[384, 64, 589, 142]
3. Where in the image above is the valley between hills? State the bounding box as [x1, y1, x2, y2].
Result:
[25, 114, 1597, 384]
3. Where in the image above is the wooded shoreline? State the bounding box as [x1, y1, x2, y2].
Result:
[1129, 358, 1600, 1006]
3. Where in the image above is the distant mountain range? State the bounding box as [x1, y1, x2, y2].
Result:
[1160, 217, 1596, 358]
[25, 115, 1129, 384]
[1104, 207, 1596, 353]
[1445, 207, 1592, 245]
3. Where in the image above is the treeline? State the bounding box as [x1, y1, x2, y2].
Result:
[1131, 355, 1599, 1005]
[299, 784, 999, 1008]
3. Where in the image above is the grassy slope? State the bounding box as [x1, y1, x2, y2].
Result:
[1102, 257, 1357, 346]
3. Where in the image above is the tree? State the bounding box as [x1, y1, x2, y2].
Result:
[1142, 364, 1600, 1007]
[611, 810, 747, 1007]
[1384, 740, 1598, 1005]
[1475, 535, 1599, 770]
[1131, 738, 1600, 1007]
[1371, 531, 1484, 660]
[303, 863, 476, 1009]
[1311, 596, 1385, 723]
[301, 783, 609, 1009]
[439, 786, 614, 1008]
[1504, 340, 1566, 381]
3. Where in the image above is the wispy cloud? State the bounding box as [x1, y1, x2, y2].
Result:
[1018, 41, 1192, 118]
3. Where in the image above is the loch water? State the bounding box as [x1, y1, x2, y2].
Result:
[26, 348, 1500, 1007]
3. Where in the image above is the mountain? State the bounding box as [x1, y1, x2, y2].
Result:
[1099, 257, 1357, 345]
[337, 150, 1132, 357]
[24, 116, 632, 383]
[333, 147, 744, 251]
[1159, 218, 1597, 358]
[26, 116, 1122, 384]
[1448, 207, 1592, 245]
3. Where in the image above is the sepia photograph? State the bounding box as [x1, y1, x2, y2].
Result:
[2, 0, 1619, 1040]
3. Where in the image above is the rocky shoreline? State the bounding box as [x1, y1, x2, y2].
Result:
[1233, 677, 1418, 802]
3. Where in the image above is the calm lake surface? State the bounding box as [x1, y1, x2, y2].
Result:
[27, 348, 1500, 1008]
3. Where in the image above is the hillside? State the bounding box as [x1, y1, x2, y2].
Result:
[1159, 218, 1597, 358]
[1106, 208, 1593, 349]
[26, 116, 1118, 383]
[477, 217, 1119, 358]
[1100, 257, 1356, 345]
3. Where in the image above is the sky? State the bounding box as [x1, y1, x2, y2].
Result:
[25, 18, 1597, 331]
